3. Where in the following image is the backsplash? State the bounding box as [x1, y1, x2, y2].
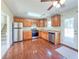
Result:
[23, 26, 61, 31]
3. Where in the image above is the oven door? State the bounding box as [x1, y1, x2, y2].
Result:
[32, 30, 38, 38]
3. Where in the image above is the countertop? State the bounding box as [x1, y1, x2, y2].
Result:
[38, 29, 60, 33]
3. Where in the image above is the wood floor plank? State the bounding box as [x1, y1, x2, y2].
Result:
[3, 38, 66, 59]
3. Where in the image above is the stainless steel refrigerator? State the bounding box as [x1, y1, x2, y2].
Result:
[13, 22, 23, 42]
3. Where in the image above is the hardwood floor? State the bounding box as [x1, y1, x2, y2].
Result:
[3, 38, 66, 59]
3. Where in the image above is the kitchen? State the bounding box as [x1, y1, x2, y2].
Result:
[13, 14, 60, 45]
[1, 0, 78, 59]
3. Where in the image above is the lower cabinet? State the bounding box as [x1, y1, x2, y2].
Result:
[23, 31, 32, 41]
[39, 31, 48, 40]
[39, 31, 60, 45]
[54, 32, 60, 45]
[49, 32, 60, 45]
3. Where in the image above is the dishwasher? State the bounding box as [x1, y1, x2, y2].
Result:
[49, 32, 55, 43]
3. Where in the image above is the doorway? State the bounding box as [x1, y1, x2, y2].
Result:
[1, 12, 11, 58]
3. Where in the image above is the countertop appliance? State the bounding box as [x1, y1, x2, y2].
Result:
[32, 29, 38, 39]
[13, 22, 23, 42]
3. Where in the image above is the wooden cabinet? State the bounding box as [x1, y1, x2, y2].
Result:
[39, 31, 42, 38]
[14, 18, 20, 22]
[23, 19, 32, 27]
[19, 18, 24, 22]
[42, 31, 48, 40]
[39, 20, 44, 27]
[39, 31, 60, 45]
[37, 19, 47, 27]
[14, 17, 47, 27]
[40, 19, 47, 27]
[14, 17, 32, 27]
[36, 20, 40, 27]
[54, 32, 60, 45]
[39, 31, 48, 40]
[14, 17, 24, 23]
[51, 14, 61, 26]
[49, 31, 60, 45]
[23, 31, 32, 41]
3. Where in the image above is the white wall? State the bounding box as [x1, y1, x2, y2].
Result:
[1, 14, 6, 30]
[37, 7, 78, 49]
[23, 7, 78, 50]
[43, 7, 78, 49]
[1, 0, 14, 57]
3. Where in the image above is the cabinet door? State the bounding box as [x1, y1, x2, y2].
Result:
[14, 18, 20, 22]
[54, 32, 60, 45]
[36, 20, 40, 27]
[39, 31, 41, 37]
[14, 18, 24, 23]
[19, 18, 24, 23]
[23, 31, 32, 40]
[33, 19, 47, 27]
[39, 31, 48, 40]
[43, 20, 47, 27]
[39, 31, 43, 38]
[51, 15, 61, 26]
[23, 19, 32, 27]
[42, 32, 48, 40]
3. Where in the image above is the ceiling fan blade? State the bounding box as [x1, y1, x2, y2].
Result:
[47, 5, 53, 10]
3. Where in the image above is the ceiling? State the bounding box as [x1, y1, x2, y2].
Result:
[3, 0, 78, 19]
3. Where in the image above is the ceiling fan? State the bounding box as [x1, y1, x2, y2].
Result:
[41, 0, 65, 10]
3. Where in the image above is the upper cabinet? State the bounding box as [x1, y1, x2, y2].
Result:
[34, 20, 40, 27]
[51, 14, 61, 27]
[14, 17, 47, 27]
[23, 19, 32, 27]
[37, 19, 47, 27]
[14, 17, 32, 27]
[39, 20, 44, 27]
[14, 17, 24, 23]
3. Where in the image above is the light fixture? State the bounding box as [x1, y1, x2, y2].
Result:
[27, 12, 41, 18]
[56, 3, 61, 8]
[60, 0, 66, 4]
[52, 0, 65, 8]
[53, 1, 58, 7]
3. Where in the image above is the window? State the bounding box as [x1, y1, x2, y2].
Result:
[48, 20, 51, 27]
[64, 18, 74, 43]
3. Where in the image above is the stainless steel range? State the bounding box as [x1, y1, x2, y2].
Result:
[32, 29, 38, 39]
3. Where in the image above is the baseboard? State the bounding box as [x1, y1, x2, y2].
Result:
[61, 43, 78, 52]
